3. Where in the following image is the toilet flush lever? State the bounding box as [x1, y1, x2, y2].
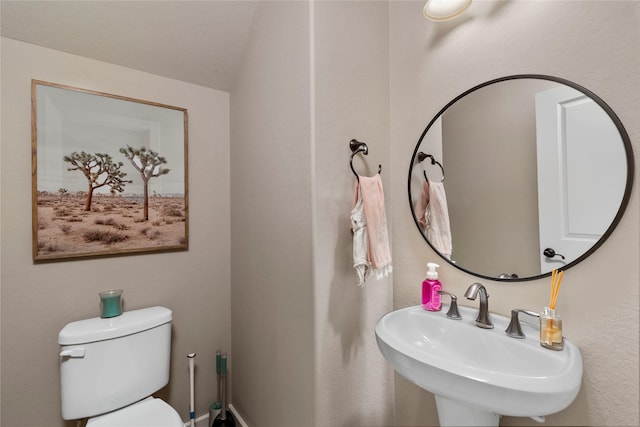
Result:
[60, 348, 86, 358]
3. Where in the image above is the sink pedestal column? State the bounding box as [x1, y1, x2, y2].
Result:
[435, 396, 500, 427]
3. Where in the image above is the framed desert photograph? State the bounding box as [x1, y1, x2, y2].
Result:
[32, 80, 188, 261]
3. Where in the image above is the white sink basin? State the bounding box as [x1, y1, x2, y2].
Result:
[375, 305, 582, 425]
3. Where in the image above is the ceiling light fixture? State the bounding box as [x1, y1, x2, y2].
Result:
[423, 0, 472, 21]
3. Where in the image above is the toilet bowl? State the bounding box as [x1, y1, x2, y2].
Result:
[59, 306, 183, 426]
[86, 397, 182, 427]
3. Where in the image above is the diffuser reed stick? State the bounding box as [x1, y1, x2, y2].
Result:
[549, 269, 564, 310]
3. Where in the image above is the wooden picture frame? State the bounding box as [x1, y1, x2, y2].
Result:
[32, 80, 188, 261]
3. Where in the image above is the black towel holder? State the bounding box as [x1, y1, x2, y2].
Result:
[417, 152, 445, 183]
[350, 139, 382, 181]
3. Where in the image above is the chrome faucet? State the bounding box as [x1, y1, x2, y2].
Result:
[464, 283, 493, 329]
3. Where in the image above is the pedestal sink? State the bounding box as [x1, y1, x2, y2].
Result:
[375, 305, 582, 426]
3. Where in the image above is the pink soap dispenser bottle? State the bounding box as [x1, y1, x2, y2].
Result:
[422, 263, 442, 311]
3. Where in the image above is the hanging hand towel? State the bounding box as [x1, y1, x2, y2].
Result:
[358, 175, 392, 280]
[351, 183, 370, 287]
[414, 180, 430, 228]
[426, 181, 452, 258]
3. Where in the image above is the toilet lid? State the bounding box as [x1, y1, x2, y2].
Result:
[87, 397, 183, 427]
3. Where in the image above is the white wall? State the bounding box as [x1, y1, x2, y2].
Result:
[390, 1, 639, 426]
[1, 37, 231, 427]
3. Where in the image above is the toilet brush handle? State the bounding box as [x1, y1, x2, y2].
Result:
[221, 353, 228, 420]
[188, 353, 196, 427]
[216, 350, 222, 403]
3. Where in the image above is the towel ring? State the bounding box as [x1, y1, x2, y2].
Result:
[417, 152, 445, 183]
[350, 139, 382, 181]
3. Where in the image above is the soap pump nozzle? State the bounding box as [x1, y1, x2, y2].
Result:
[426, 262, 439, 279]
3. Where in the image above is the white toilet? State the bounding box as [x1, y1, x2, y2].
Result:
[58, 306, 183, 426]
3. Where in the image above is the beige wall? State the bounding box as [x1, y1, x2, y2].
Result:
[230, 2, 315, 426]
[390, 1, 639, 426]
[313, 1, 394, 426]
[1, 38, 231, 427]
[230, 2, 394, 426]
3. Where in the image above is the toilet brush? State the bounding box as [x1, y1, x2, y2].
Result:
[209, 350, 222, 427]
[216, 350, 222, 409]
[212, 352, 236, 427]
[188, 353, 196, 427]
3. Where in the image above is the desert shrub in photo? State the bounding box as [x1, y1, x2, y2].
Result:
[140, 227, 161, 240]
[39, 239, 60, 253]
[38, 217, 48, 229]
[95, 217, 128, 230]
[45, 243, 60, 252]
[83, 229, 129, 244]
[58, 223, 72, 234]
[55, 206, 70, 217]
[161, 204, 184, 218]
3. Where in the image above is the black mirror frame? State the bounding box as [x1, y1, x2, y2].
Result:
[408, 74, 635, 282]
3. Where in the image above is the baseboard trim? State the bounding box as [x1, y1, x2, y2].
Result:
[228, 404, 248, 427]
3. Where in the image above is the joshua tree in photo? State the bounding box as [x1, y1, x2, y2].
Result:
[63, 151, 131, 211]
[58, 188, 68, 202]
[119, 145, 170, 221]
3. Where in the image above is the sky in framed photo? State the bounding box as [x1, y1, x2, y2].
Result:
[36, 84, 186, 197]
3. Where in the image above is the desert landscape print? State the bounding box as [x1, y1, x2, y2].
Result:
[32, 81, 188, 261]
[35, 190, 187, 260]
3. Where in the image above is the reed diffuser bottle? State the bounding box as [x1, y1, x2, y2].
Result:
[540, 307, 563, 350]
[541, 269, 564, 350]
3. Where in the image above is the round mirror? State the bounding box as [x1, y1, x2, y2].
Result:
[409, 75, 634, 281]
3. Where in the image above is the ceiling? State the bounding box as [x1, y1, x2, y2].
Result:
[1, 1, 259, 92]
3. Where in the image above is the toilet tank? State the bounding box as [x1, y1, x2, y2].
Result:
[58, 306, 172, 420]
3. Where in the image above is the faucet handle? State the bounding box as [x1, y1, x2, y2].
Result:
[437, 290, 462, 320]
[505, 309, 540, 339]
